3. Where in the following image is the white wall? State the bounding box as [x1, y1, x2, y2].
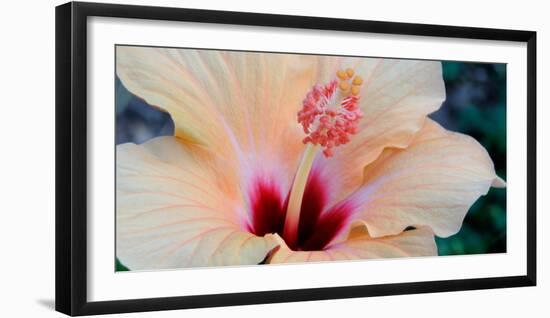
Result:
[0, 0, 546, 317]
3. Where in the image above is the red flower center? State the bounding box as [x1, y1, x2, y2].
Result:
[246, 166, 352, 251]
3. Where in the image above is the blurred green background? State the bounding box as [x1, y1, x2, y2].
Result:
[115, 59, 507, 271]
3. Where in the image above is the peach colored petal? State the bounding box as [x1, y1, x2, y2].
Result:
[267, 225, 436, 264]
[116, 137, 278, 270]
[349, 119, 504, 238]
[116, 47, 316, 187]
[313, 58, 446, 203]
[492, 176, 507, 188]
[117, 48, 448, 199]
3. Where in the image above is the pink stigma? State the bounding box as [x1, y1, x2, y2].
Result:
[297, 69, 364, 157]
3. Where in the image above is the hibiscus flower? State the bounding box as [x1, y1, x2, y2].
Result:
[115, 46, 505, 270]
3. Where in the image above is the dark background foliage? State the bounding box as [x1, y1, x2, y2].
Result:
[115, 59, 506, 270]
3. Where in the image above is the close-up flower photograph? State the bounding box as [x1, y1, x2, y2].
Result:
[1, 0, 545, 317]
[114, 46, 507, 271]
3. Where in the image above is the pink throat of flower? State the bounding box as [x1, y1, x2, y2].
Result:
[246, 167, 354, 251]
[297, 68, 364, 157]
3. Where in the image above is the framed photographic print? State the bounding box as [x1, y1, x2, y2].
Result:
[55, 1, 536, 316]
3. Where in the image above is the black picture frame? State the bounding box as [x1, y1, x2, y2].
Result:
[55, 1, 537, 316]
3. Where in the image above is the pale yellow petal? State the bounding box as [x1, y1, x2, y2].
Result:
[492, 176, 507, 188]
[268, 226, 437, 264]
[116, 47, 314, 182]
[314, 58, 446, 203]
[116, 137, 278, 270]
[352, 119, 504, 238]
[117, 48, 449, 200]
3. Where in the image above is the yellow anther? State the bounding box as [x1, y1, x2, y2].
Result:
[346, 68, 355, 78]
[351, 85, 360, 96]
[336, 70, 348, 80]
[352, 76, 363, 86]
[339, 81, 350, 91]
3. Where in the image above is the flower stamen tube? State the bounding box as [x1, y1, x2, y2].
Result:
[283, 68, 364, 248]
